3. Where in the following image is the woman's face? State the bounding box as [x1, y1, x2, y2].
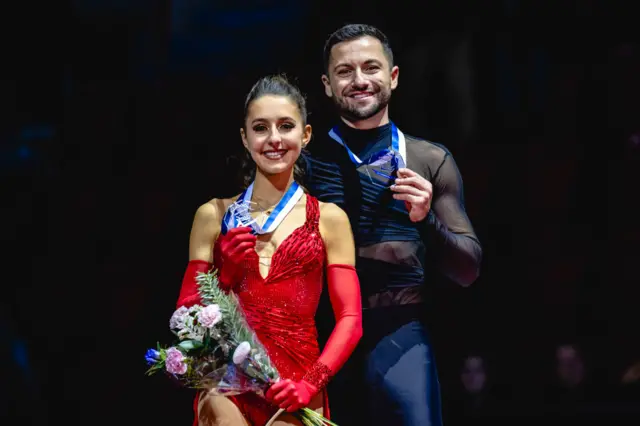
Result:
[461, 356, 486, 393]
[241, 95, 311, 177]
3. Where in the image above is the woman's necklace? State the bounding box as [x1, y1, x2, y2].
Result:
[252, 195, 294, 267]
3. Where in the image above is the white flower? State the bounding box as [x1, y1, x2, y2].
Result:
[185, 325, 206, 342]
[233, 341, 251, 365]
[171, 306, 209, 341]
[198, 304, 222, 328]
[169, 306, 190, 330]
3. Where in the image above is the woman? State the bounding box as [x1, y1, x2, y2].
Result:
[175, 75, 363, 426]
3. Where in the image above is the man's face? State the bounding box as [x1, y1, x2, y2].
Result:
[322, 36, 399, 122]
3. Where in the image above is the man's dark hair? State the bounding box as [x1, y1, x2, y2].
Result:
[323, 24, 394, 73]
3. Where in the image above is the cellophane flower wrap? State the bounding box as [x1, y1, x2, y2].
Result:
[145, 269, 336, 426]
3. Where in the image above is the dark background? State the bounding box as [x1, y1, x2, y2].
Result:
[3, 0, 639, 425]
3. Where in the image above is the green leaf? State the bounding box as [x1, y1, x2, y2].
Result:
[299, 408, 339, 426]
[145, 362, 165, 376]
[178, 340, 204, 351]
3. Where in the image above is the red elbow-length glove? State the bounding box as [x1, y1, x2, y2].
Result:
[177, 226, 256, 308]
[266, 263, 363, 412]
[176, 260, 211, 309]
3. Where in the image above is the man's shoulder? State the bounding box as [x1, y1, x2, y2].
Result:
[404, 133, 450, 154]
[404, 133, 452, 164]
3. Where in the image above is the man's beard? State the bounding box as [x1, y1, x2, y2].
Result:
[333, 87, 391, 122]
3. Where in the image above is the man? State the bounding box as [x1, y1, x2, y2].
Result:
[303, 24, 482, 425]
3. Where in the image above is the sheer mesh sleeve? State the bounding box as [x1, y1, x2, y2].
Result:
[422, 149, 482, 287]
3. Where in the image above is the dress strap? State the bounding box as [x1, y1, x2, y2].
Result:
[305, 194, 320, 231]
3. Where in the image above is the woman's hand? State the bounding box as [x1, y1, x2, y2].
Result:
[215, 226, 256, 289]
[265, 379, 317, 412]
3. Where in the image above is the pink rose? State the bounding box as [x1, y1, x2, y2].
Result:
[198, 304, 222, 328]
[165, 347, 188, 375]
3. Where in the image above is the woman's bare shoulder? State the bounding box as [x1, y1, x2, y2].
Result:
[195, 196, 239, 221]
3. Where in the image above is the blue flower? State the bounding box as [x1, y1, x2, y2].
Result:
[145, 349, 161, 365]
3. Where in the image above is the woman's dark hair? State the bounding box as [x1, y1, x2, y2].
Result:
[239, 74, 309, 189]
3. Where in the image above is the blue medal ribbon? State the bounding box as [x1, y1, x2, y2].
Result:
[328, 122, 406, 166]
[221, 181, 303, 235]
[328, 122, 407, 185]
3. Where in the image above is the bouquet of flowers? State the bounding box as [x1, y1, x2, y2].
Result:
[145, 269, 336, 426]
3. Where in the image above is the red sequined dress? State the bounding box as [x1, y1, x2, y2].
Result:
[213, 194, 329, 425]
